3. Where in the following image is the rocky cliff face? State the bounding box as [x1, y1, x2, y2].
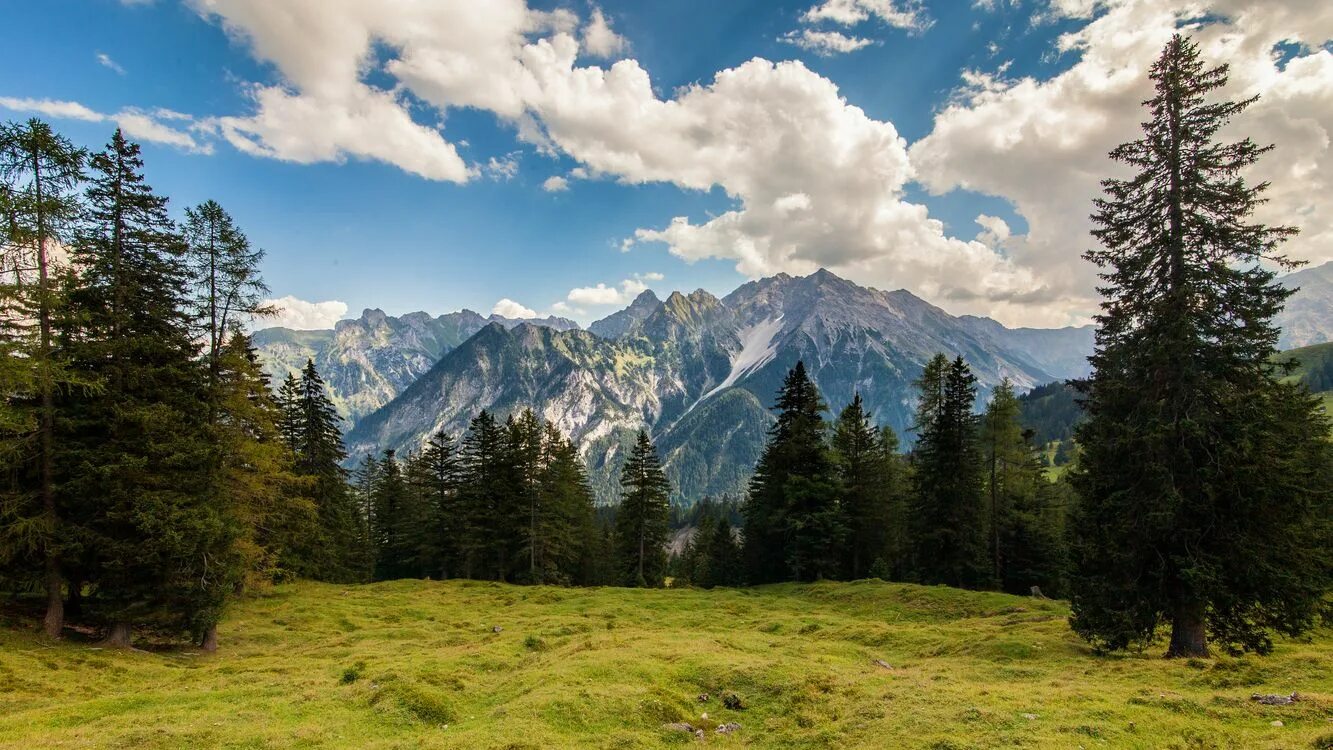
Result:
[253, 308, 579, 422]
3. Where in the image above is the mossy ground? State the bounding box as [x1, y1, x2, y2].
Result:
[1, 579, 1330, 749]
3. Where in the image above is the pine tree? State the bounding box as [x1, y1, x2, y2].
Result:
[532, 422, 597, 585]
[0, 119, 86, 637]
[370, 449, 427, 580]
[743, 361, 841, 583]
[1071, 35, 1333, 657]
[832, 393, 899, 580]
[980, 381, 1063, 595]
[407, 431, 461, 579]
[61, 129, 212, 646]
[909, 355, 988, 589]
[457, 410, 507, 580]
[183, 199, 273, 426]
[290, 359, 364, 582]
[614, 430, 671, 587]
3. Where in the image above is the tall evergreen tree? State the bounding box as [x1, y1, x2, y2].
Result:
[457, 410, 507, 580]
[832, 393, 899, 580]
[61, 129, 212, 646]
[743, 361, 841, 583]
[1071, 35, 1333, 657]
[980, 381, 1063, 595]
[183, 199, 272, 426]
[0, 119, 86, 637]
[531, 422, 597, 585]
[614, 430, 671, 587]
[909, 355, 988, 589]
[290, 359, 364, 582]
[408, 430, 461, 579]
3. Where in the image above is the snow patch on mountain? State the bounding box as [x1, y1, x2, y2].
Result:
[690, 315, 784, 410]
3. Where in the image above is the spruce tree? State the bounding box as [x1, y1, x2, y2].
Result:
[1071, 35, 1333, 657]
[458, 410, 507, 580]
[183, 199, 272, 426]
[832, 393, 898, 580]
[909, 355, 988, 589]
[0, 119, 86, 637]
[743, 361, 841, 583]
[408, 430, 461, 579]
[61, 129, 211, 646]
[291, 359, 364, 582]
[533, 422, 596, 585]
[981, 381, 1062, 595]
[614, 430, 671, 587]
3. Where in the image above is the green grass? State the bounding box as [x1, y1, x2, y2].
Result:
[2, 580, 1330, 749]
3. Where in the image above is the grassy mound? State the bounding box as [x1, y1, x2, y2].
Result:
[1, 579, 1330, 748]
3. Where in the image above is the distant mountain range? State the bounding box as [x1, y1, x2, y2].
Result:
[252, 309, 578, 422]
[1278, 260, 1333, 349]
[252, 263, 1332, 505]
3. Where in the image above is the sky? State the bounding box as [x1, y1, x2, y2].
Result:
[1, 0, 1330, 330]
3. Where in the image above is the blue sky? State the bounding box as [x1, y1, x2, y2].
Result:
[2, 1, 1330, 328]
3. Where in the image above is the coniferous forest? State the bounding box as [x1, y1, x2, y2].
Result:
[1, 33, 1330, 679]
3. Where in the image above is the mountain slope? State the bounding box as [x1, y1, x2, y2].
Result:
[254, 309, 580, 422]
[588, 289, 662, 339]
[347, 269, 1070, 504]
[1277, 260, 1333, 349]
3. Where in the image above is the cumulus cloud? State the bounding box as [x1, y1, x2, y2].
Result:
[262, 296, 349, 329]
[910, 0, 1333, 323]
[542, 175, 569, 192]
[780, 29, 875, 56]
[801, 0, 930, 32]
[564, 276, 655, 307]
[96, 52, 126, 75]
[582, 6, 628, 58]
[154, 0, 1331, 326]
[0, 97, 209, 153]
[492, 298, 539, 318]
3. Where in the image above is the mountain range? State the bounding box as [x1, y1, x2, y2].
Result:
[254, 263, 1333, 505]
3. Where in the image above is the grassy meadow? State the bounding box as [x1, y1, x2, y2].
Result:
[1, 579, 1330, 749]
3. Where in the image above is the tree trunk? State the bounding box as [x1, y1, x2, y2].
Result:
[42, 559, 63, 639]
[65, 574, 83, 620]
[1165, 601, 1209, 658]
[199, 625, 219, 652]
[101, 622, 133, 649]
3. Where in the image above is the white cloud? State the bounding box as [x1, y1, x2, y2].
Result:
[542, 175, 569, 192]
[492, 298, 539, 318]
[96, 52, 126, 75]
[263, 296, 349, 329]
[910, 0, 1333, 323]
[166, 0, 1333, 326]
[564, 276, 655, 307]
[800, 0, 930, 32]
[780, 29, 875, 56]
[582, 6, 628, 59]
[0, 97, 210, 153]
[485, 151, 521, 180]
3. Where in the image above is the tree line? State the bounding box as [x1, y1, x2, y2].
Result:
[736, 357, 1068, 596]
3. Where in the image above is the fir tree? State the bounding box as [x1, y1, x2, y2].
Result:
[0, 119, 86, 637]
[743, 361, 841, 583]
[408, 430, 461, 579]
[1071, 35, 1333, 657]
[614, 430, 671, 587]
[981, 381, 1063, 595]
[61, 129, 211, 646]
[183, 199, 273, 426]
[832, 393, 900, 580]
[532, 422, 597, 585]
[909, 355, 988, 589]
[458, 410, 507, 580]
[290, 359, 364, 582]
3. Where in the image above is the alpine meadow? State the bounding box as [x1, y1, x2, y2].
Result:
[2, 2, 1332, 749]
